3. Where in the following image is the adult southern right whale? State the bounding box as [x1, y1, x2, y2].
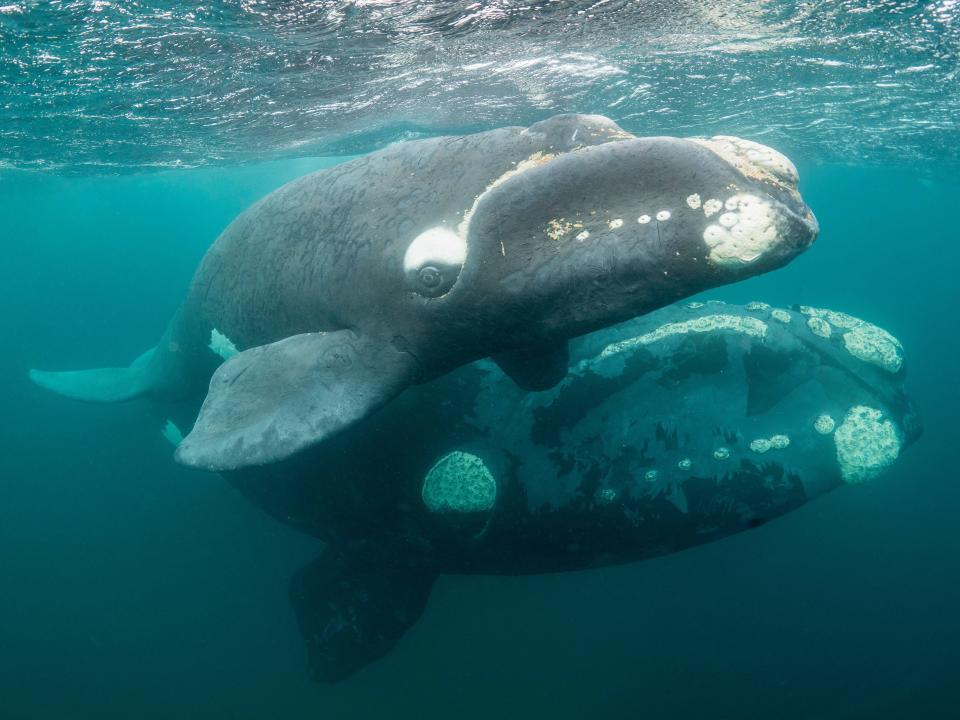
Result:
[29, 114, 819, 471]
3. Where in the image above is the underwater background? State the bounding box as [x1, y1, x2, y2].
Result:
[1, 2, 959, 718]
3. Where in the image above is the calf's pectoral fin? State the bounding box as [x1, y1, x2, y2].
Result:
[290, 544, 438, 683]
[174, 330, 416, 472]
[493, 339, 570, 390]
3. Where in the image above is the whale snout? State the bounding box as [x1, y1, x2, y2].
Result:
[689, 135, 817, 270]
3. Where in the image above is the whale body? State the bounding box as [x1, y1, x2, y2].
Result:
[226, 300, 921, 682]
[30, 115, 818, 470]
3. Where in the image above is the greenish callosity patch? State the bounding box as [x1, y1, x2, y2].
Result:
[799, 306, 903, 373]
[833, 405, 902, 483]
[806, 315, 832, 339]
[814, 414, 836, 435]
[600, 314, 767, 357]
[421, 451, 497, 513]
[841, 323, 903, 373]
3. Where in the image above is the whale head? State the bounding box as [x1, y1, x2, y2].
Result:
[429, 128, 818, 341]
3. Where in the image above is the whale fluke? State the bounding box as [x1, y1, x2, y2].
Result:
[29, 347, 158, 403]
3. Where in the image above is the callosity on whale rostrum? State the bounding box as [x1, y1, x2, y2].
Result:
[30, 115, 818, 470]
[227, 300, 921, 682]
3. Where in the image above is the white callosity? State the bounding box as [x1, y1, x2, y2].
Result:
[575, 230, 590, 241]
[750, 434, 790, 453]
[422, 451, 497, 513]
[800, 307, 903, 373]
[678, 458, 693, 470]
[691, 136, 800, 189]
[842, 323, 903, 373]
[702, 193, 783, 267]
[771, 308, 792, 324]
[403, 227, 466, 273]
[644, 469, 659, 482]
[745, 301, 771, 311]
[656, 210, 671, 221]
[806, 316, 832, 338]
[599, 314, 768, 358]
[686, 194, 702, 209]
[209, 328, 238, 360]
[833, 406, 901, 483]
[714, 447, 730, 460]
[608, 218, 624, 229]
[702, 198, 723, 217]
[814, 414, 836, 435]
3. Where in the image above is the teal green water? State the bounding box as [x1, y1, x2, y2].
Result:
[1, 157, 957, 718]
[3, 0, 960, 715]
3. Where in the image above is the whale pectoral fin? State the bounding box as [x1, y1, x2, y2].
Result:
[290, 544, 437, 683]
[174, 330, 416, 471]
[493, 340, 570, 391]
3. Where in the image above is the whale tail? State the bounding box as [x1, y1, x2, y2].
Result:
[29, 346, 160, 403]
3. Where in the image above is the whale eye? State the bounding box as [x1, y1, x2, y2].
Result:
[418, 266, 442, 288]
[404, 227, 466, 298]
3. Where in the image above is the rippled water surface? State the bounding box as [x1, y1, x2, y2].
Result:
[2, 0, 958, 171]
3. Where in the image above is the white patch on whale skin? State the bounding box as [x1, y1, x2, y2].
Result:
[702, 198, 722, 217]
[638, 214, 651, 224]
[691, 136, 800, 190]
[800, 306, 903, 373]
[209, 329, 238, 360]
[421, 451, 497, 513]
[575, 230, 590, 241]
[161, 420, 183, 447]
[834, 406, 901, 483]
[656, 210, 671, 221]
[701, 193, 783, 266]
[814, 414, 836, 435]
[771, 308, 792, 323]
[598, 314, 767, 358]
[608, 218, 623, 229]
[403, 227, 467, 273]
[686, 193, 701, 209]
[807, 315, 832, 338]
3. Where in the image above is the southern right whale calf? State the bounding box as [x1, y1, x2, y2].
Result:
[226, 300, 921, 682]
[29, 114, 818, 470]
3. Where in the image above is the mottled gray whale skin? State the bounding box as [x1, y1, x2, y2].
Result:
[29, 115, 818, 471]
[228, 301, 920, 683]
